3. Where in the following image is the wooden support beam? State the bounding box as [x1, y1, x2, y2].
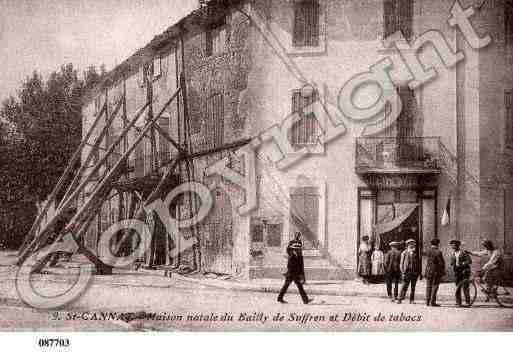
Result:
[153, 122, 185, 154]
[161, 138, 252, 167]
[58, 98, 124, 209]
[119, 158, 180, 268]
[18, 101, 151, 265]
[18, 88, 181, 268]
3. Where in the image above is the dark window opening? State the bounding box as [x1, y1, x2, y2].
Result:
[384, 0, 413, 40]
[290, 88, 320, 146]
[293, 0, 320, 47]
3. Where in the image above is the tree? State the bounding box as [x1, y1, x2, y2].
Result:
[0, 64, 105, 249]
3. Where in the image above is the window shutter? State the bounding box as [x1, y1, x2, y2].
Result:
[307, 0, 320, 46]
[291, 89, 319, 146]
[397, 86, 415, 138]
[506, 91, 513, 147]
[207, 94, 224, 149]
[158, 116, 170, 164]
[293, 2, 306, 47]
[400, 0, 413, 40]
[507, 2, 513, 47]
[290, 186, 319, 250]
[384, 0, 394, 38]
[139, 66, 145, 87]
[293, 1, 319, 47]
[154, 56, 162, 78]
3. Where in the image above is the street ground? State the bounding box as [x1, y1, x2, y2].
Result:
[1, 261, 513, 331]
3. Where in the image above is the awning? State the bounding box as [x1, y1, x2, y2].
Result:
[374, 203, 418, 235]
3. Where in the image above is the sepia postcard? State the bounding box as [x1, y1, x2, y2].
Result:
[1, 0, 513, 339]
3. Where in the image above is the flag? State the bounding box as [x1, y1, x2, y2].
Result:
[441, 197, 451, 227]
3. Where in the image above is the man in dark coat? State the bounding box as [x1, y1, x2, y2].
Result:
[397, 239, 421, 304]
[450, 239, 472, 307]
[277, 240, 312, 304]
[424, 238, 446, 307]
[384, 241, 402, 302]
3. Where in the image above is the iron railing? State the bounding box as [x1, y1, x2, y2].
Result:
[355, 137, 441, 172]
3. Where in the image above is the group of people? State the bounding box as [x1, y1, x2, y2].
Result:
[357, 235, 386, 283]
[362, 236, 504, 307]
[278, 232, 504, 306]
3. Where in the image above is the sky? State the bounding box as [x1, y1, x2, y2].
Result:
[0, 0, 198, 102]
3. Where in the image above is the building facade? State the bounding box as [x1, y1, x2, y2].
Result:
[80, 0, 513, 281]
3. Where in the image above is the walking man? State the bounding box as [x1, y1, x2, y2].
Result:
[277, 239, 313, 304]
[449, 239, 472, 307]
[424, 238, 446, 307]
[384, 241, 402, 302]
[397, 239, 420, 304]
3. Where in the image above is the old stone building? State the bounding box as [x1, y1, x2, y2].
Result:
[80, 0, 513, 281]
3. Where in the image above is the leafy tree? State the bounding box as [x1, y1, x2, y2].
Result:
[0, 64, 105, 249]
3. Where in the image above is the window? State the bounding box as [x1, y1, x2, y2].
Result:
[157, 116, 170, 164]
[384, 0, 413, 40]
[267, 223, 283, 248]
[251, 220, 264, 243]
[153, 56, 162, 78]
[293, 0, 320, 47]
[290, 88, 319, 146]
[506, 1, 513, 48]
[290, 186, 319, 250]
[206, 19, 226, 57]
[396, 86, 416, 138]
[140, 58, 161, 87]
[505, 90, 513, 148]
[504, 188, 513, 254]
[94, 97, 102, 115]
[206, 93, 224, 148]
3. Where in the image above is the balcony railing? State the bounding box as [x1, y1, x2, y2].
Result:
[355, 137, 441, 174]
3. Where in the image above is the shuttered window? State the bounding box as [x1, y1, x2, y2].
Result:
[293, 0, 320, 47]
[397, 86, 416, 138]
[158, 116, 170, 164]
[206, 19, 226, 57]
[384, 0, 413, 40]
[251, 220, 264, 243]
[207, 93, 224, 149]
[290, 89, 319, 146]
[506, 90, 513, 148]
[506, 1, 513, 48]
[505, 188, 513, 254]
[267, 223, 283, 248]
[290, 186, 319, 250]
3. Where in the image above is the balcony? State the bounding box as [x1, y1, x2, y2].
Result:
[355, 137, 441, 175]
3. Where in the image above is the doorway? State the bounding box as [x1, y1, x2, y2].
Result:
[358, 187, 437, 280]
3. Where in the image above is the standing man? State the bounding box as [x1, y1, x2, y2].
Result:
[449, 239, 472, 307]
[277, 240, 313, 304]
[384, 241, 402, 302]
[424, 238, 446, 307]
[397, 239, 421, 304]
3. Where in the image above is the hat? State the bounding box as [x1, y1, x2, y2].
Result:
[405, 239, 416, 246]
[289, 242, 303, 249]
[389, 241, 401, 247]
[482, 239, 495, 250]
[449, 239, 461, 246]
[430, 238, 440, 246]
